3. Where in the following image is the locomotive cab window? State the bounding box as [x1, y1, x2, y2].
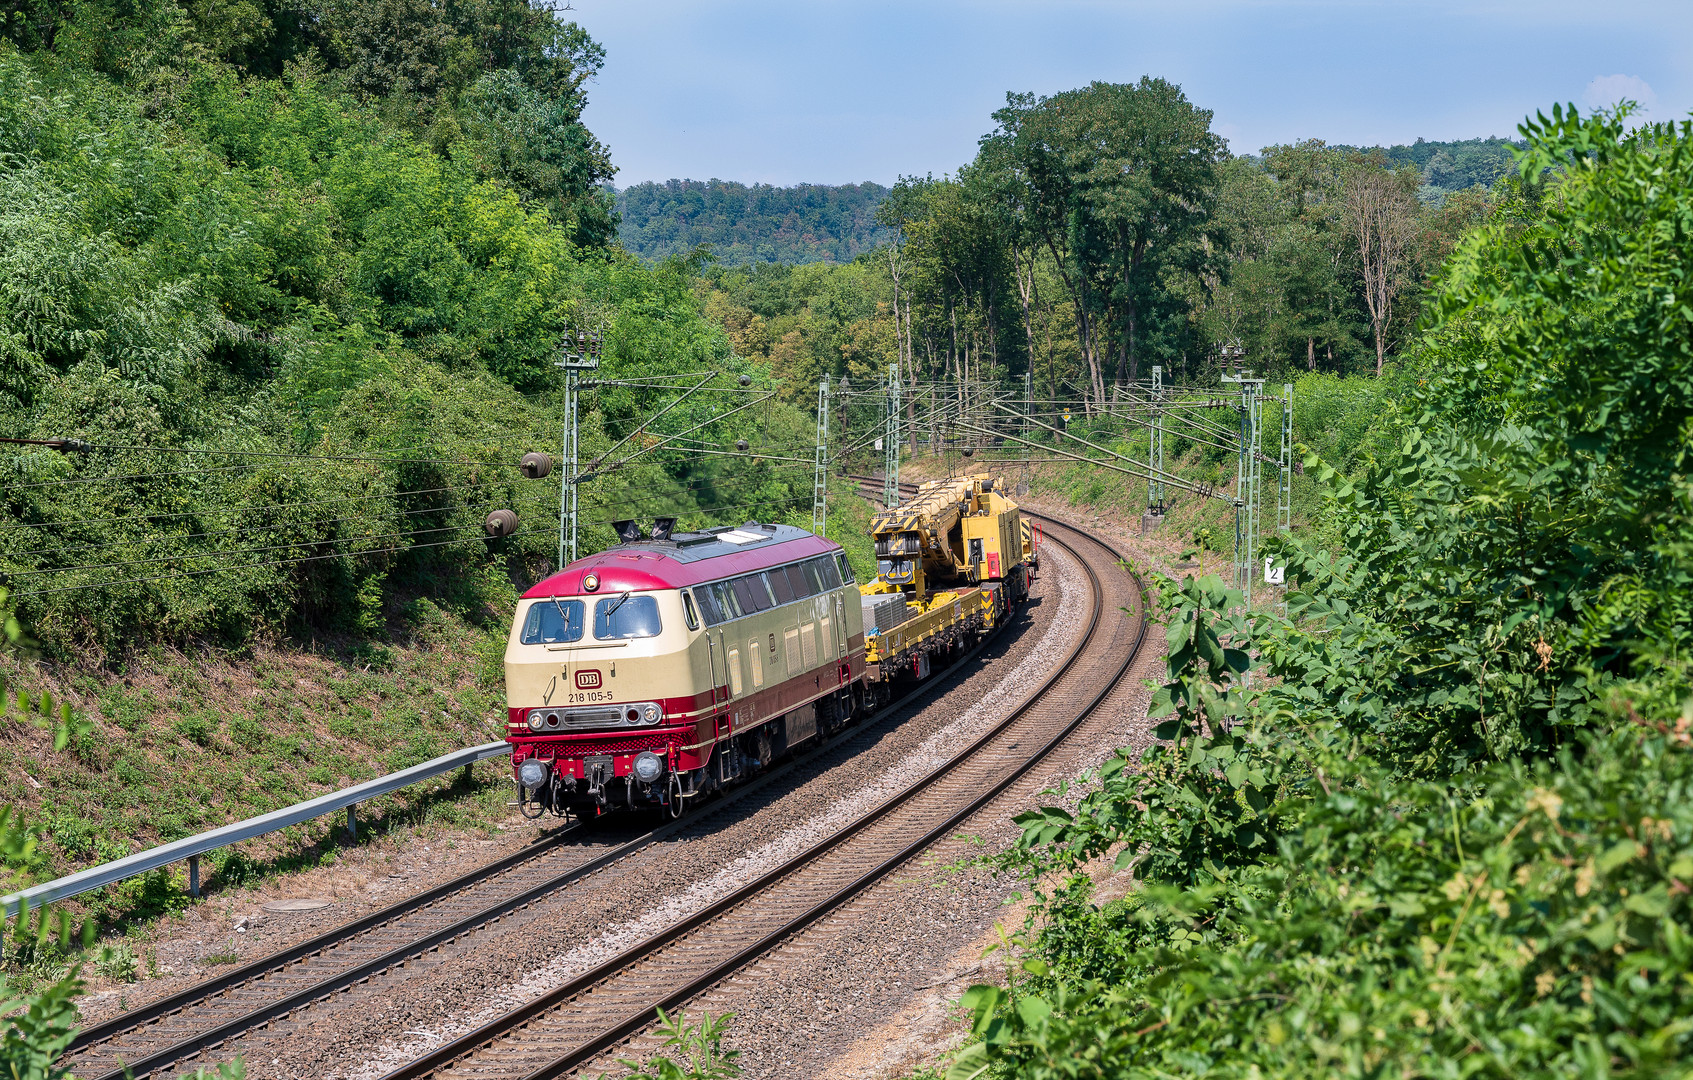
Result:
[836, 552, 855, 584]
[682, 590, 701, 630]
[592, 595, 662, 640]
[521, 599, 585, 644]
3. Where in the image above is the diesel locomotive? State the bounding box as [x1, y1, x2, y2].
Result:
[505, 473, 1037, 818]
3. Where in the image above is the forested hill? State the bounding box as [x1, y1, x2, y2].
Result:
[1374, 135, 1523, 198]
[615, 179, 893, 265]
[617, 138, 1512, 267]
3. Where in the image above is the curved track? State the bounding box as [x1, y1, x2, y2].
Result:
[377, 514, 1145, 1080]
[64, 520, 1086, 1080]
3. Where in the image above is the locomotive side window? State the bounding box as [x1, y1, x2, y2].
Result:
[682, 590, 701, 630]
[784, 564, 815, 599]
[800, 560, 826, 595]
[593, 595, 662, 639]
[712, 581, 742, 620]
[731, 574, 772, 612]
[730, 577, 759, 614]
[768, 566, 796, 605]
[521, 599, 585, 644]
[814, 556, 843, 589]
[693, 587, 723, 626]
[837, 552, 856, 584]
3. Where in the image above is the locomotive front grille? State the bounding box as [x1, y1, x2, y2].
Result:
[524, 702, 663, 732]
[531, 732, 672, 755]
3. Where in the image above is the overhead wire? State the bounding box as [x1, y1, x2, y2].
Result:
[0, 490, 535, 562]
[12, 534, 500, 599]
[38, 441, 532, 469]
[585, 493, 811, 526]
[0, 477, 538, 537]
[0, 486, 557, 581]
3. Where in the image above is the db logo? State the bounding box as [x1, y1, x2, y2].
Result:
[575, 669, 602, 689]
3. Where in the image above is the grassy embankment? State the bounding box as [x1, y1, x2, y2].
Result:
[0, 476, 879, 939]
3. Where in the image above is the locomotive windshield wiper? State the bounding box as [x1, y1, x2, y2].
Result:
[603, 590, 632, 618]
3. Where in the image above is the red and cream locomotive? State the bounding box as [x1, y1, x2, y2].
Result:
[506, 519, 866, 818]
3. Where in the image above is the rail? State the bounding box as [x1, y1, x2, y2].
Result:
[2, 740, 510, 918]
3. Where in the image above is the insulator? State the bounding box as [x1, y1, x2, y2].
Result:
[484, 509, 519, 538]
[738, 374, 751, 387]
[519, 451, 553, 479]
[735, 440, 749, 452]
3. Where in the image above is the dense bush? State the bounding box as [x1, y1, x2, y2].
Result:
[0, 35, 832, 657]
[943, 106, 1693, 1080]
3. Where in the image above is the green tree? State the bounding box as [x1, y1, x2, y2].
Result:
[982, 78, 1225, 399]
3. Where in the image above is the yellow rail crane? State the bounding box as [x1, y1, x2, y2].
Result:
[857, 473, 1036, 698]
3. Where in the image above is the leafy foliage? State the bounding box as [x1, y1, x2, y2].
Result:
[0, 31, 827, 656]
[610, 1009, 740, 1080]
[939, 105, 1693, 1080]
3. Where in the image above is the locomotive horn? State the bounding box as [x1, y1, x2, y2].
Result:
[613, 519, 643, 543]
[651, 517, 677, 542]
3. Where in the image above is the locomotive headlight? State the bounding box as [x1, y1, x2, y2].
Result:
[641, 703, 661, 724]
[518, 758, 550, 790]
[527, 711, 545, 731]
[632, 751, 664, 784]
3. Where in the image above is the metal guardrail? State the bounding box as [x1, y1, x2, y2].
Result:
[2, 740, 510, 919]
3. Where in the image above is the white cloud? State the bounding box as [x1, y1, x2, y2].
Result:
[1582, 74, 1657, 116]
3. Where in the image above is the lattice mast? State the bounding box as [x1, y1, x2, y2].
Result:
[555, 325, 601, 567]
[810, 378, 830, 538]
[1221, 367, 1265, 603]
[884, 365, 902, 509]
[1277, 383, 1294, 534]
[1147, 364, 1166, 516]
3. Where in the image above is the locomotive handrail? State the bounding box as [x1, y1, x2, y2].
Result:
[1, 740, 510, 919]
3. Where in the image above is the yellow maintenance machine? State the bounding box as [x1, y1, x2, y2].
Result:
[857, 474, 1037, 693]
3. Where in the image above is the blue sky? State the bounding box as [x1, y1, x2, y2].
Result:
[572, 1, 1692, 188]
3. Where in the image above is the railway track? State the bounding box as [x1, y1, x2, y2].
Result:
[63, 521, 1071, 1080]
[376, 514, 1145, 1080]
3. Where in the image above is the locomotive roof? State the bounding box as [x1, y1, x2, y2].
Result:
[522, 522, 840, 599]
